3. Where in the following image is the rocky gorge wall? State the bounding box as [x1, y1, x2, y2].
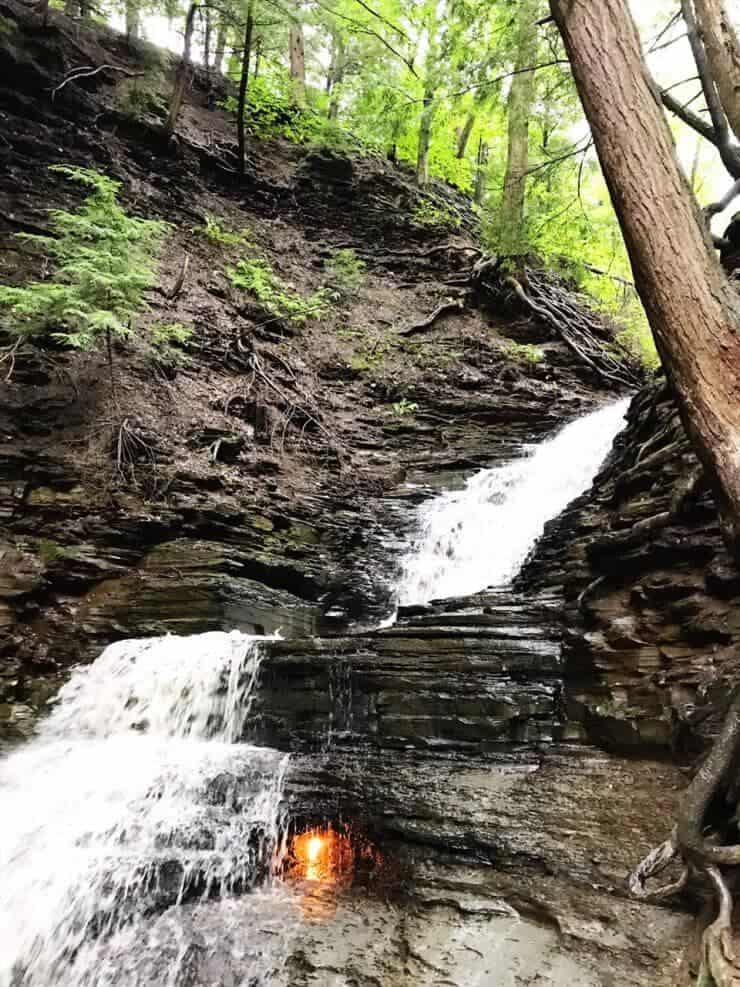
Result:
[521, 379, 740, 760]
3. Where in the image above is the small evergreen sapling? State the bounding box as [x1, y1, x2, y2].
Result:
[0, 166, 168, 392]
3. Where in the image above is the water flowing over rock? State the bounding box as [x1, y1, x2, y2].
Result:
[0, 632, 289, 986]
[398, 399, 629, 604]
[1, 397, 696, 987]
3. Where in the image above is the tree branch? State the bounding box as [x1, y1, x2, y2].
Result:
[51, 63, 143, 100]
[311, 0, 417, 76]
[680, 0, 740, 176]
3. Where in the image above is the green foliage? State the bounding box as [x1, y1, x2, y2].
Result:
[117, 76, 168, 120]
[148, 321, 194, 368]
[392, 398, 418, 417]
[221, 73, 380, 155]
[0, 167, 167, 350]
[325, 248, 366, 301]
[412, 199, 462, 229]
[228, 257, 331, 325]
[0, 13, 18, 36]
[503, 341, 545, 365]
[34, 538, 70, 563]
[348, 335, 394, 372]
[616, 318, 660, 372]
[199, 215, 251, 249]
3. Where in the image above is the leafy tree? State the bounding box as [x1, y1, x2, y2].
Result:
[0, 166, 167, 393]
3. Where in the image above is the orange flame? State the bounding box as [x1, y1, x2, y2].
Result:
[289, 827, 354, 884]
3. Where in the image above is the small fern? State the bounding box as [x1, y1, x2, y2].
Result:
[0, 166, 168, 351]
[228, 257, 331, 325]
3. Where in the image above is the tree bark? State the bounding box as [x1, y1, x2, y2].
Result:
[214, 18, 227, 74]
[237, 0, 255, 176]
[550, 0, 740, 558]
[203, 4, 212, 79]
[165, 2, 198, 136]
[289, 23, 306, 104]
[125, 0, 140, 41]
[694, 0, 740, 142]
[474, 138, 488, 204]
[327, 30, 346, 120]
[416, 83, 436, 185]
[456, 111, 475, 159]
[499, 0, 539, 258]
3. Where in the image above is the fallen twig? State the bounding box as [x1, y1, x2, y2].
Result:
[165, 253, 190, 300]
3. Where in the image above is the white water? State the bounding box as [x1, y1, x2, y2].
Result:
[0, 631, 289, 987]
[398, 399, 629, 604]
[0, 399, 631, 985]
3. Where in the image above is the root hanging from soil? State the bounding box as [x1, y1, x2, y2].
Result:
[503, 272, 641, 389]
[629, 690, 740, 986]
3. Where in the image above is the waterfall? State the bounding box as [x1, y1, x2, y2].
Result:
[0, 398, 632, 986]
[398, 399, 629, 605]
[0, 631, 289, 987]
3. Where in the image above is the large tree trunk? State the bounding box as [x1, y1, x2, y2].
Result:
[327, 31, 346, 120]
[165, 2, 198, 136]
[694, 0, 740, 142]
[550, 0, 740, 557]
[456, 111, 475, 159]
[237, 0, 255, 176]
[203, 4, 212, 79]
[214, 19, 227, 75]
[499, 0, 539, 258]
[125, 0, 140, 41]
[416, 84, 436, 185]
[289, 23, 306, 104]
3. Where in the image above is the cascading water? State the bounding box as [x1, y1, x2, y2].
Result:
[0, 398, 632, 987]
[0, 631, 289, 987]
[397, 398, 629, 605]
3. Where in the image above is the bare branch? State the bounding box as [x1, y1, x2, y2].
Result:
[348, 0, 409, 43]
[311, 0, 417, 76]
[51, 63, 143, 100]
[705, 177, 740, 217]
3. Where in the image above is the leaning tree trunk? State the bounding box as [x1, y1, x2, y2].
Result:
[552, 3, 740, 976]
[416, 84, 436, 186]
[456, 111, 475, 159]
[550, 0, 740, 557]
[474, 138, 488, 204]
[165, 2, 198, 136]
[499, 0, 539, 260]
[694, 0, 740, 142]
[237, 0, 255, 176]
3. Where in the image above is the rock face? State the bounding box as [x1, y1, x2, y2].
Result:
[521, 379, 740, 759]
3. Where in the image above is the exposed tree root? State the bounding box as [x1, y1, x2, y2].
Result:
[629, 691, 740, 986]
[398, 299, 465, 336]
[501, 273, 640, 389]
[591, 464, 705, 553]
